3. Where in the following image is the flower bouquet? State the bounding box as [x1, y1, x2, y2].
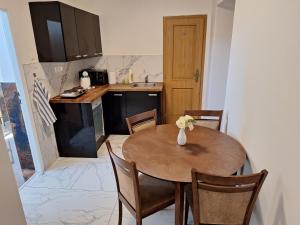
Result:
[176, 115, 195, 145]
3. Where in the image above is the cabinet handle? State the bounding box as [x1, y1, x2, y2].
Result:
[75, 55, 82, 58]
[113, 93, 123, 97]
[94, 53, 98, 56]
[148, 93, 158, 97]
[82, 54, 88, 57]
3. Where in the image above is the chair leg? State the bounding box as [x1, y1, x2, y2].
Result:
[118, 200, 122, 225]
[184, 195, 189, 225]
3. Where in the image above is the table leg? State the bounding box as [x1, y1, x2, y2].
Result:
[175, 182, 184, 225]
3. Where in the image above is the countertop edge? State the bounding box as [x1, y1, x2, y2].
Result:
[50, 83, 163, 104]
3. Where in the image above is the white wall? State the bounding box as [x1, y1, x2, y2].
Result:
[0, 0, 36, 65]
[87, 0, 216, 107]
[86, 0, 214, 55]
[0, 126, 27, 225]
[206, 6, 234, 109]
[224, 0, 300, 224]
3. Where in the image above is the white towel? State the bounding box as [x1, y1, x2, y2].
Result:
[33, 78, 57, 126]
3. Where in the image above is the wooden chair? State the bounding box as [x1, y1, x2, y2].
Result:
[106, 140, 175, 225]
[184, 169, 268, 225]
[126, 109, 157, 134]
[184, 110, 223, 131]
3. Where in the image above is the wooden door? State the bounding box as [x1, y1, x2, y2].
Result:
[163, 15, 207, 123]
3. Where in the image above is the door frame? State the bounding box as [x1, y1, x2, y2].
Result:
[163, 15, 207, 122]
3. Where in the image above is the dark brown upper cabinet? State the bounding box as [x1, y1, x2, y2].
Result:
[29, 1, 102, 62]
[92, 14, 102, 56]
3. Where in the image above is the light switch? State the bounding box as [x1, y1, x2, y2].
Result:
[54, 66, 63, 73]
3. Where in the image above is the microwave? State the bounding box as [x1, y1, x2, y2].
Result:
[79, 69, 108, 86]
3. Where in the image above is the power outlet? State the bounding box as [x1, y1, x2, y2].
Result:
[54, 66, 63, 73]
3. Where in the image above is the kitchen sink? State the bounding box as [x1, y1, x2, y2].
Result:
[131, 82, 157, 87]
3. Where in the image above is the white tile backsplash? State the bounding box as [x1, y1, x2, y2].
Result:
[94, 55, 163, 83]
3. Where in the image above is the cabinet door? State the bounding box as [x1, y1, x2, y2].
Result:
[75, 9, 96, 58]
[52, 103, 97, 158]
[92, 14, 102, 56]
[126, 92, 161, 123]
[102, 92, 128, 134]
[60, 3, 80, 61]
[29, 2, 66, 62]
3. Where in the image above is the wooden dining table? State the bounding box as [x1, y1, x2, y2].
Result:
[122, 124, 247, 225]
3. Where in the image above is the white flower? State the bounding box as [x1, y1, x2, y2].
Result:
[176, 116, 186, 129]
[176, 115, 195, 130]
[184, 115, 194, 121]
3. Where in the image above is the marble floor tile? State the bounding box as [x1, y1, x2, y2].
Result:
[98, 135, 129, 159]
[26, 158, 92, 189]
[20, 135, 177, 225]
[109, 204, 175, 225]
[20, 187, 116, 225]
[71, 160, 117, 192]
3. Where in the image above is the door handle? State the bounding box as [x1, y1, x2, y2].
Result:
[194, 69, 200, 82]
[82, 54, 88, 57]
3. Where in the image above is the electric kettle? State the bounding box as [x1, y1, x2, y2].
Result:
[80, 71, 91, 89]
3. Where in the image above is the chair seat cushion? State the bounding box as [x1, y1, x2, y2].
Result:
[139, 174, 175, 214]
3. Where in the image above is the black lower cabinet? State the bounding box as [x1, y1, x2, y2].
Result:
[102, 92, 127, 135]
[51, 103, 100, 158]
[102, 91, 162, 135]
[126, 92, 162, 122]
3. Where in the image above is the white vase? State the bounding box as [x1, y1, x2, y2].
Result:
[177, 128, 187, 146]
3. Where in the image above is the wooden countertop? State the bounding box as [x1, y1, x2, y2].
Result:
[50, 83, 163, 104]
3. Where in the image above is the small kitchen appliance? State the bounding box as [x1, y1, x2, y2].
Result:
[79, 69, 108, 86]
[80, 71, 91, 89]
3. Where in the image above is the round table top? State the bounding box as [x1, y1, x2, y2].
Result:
[122, 124, 247, 183]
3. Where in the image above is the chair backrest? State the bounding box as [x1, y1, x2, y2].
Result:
[191, 169, 268, 225]
[106, 141, 141, 211]
[184, 110, 223, 131]
[126, 109, 157, 134]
